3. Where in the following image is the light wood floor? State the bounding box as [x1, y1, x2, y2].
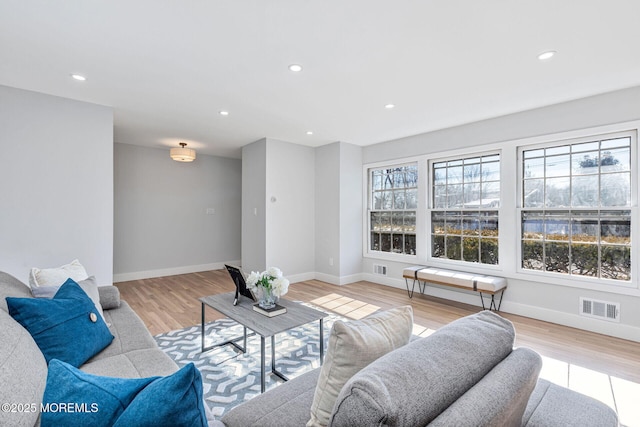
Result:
[116, 270, 640, 426]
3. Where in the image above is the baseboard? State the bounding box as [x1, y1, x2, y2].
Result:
[287, 271, 316, 284]
[314, 272, 365, 286]
[113, 260, 241, 283]
[362, 274, 640, 343]
[503, 301, 640, 343]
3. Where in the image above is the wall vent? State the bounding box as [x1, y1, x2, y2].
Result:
[579, 297, 620, 322]
[373, 264, 387, 276]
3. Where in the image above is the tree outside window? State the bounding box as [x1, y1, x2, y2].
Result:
[369, 164, 417, 255]
[521, 136, 631, 281]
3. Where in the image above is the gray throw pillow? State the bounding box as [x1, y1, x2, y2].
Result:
[306, 305, 413, 427]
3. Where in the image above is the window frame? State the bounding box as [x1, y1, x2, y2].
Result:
[516, 130, 637, 289]
[364, 160, 421, 262]
[427, 150, 503, 269]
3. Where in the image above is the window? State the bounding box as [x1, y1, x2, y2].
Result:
[431, 154, 500, 264]
[368, 164, 418, 255]
[520, 135, 632, 281]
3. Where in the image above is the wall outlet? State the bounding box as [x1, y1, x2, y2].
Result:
[329, 257, 334, 266]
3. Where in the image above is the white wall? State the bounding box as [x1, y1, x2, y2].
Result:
[361, 86, 640, 342]
[339, 142, 363, 278]
[241, 139, 267, 273]
[113, 143, 241, 281]
[0, 85, 113, 285]
[265, 139, 315, 279]
[315, 143, 341, 279]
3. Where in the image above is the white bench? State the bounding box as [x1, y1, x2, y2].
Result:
[403, 266, 507, 311]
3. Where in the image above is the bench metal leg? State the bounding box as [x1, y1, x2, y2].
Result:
[404, 278, 417, 298]
[479, 289, 505, 311]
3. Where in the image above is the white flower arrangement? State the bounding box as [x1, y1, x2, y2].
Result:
[246, 267, 290, 298]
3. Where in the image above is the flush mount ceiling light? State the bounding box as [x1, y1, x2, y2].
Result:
[71, 74, 86, 81]
[288, 64, 303, 72]
[170, 142, 196, 162]
[306, 131, 313, 135]
[219, 111, 229, 116]
[384, 104, 395, 109]
[538, 50, 556, 61]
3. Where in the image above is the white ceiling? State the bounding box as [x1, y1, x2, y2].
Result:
[2, 1, 639, 159]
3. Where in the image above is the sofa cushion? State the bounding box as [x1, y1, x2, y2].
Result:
[6, 279, 114, 367]
[222, 368, 321, 427]
[29, 258, 89, 288]
[43, 359, 208, 427]
[0, 309, 48, 427]
[307, 305, 413, 427]
[81, 348, 178, 378]
[86, 301, 159, 363]
[330, 311, 515, 427]
[31, 275, 106, 322]
[523, 379, 618, 427]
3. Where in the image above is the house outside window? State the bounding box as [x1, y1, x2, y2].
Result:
[368, 164, 418, 255]
[520, 134, 632, 282]
[430, 153, 500, 265]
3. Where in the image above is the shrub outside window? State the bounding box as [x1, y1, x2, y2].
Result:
[369, 164, 418, 255]
[431, 154, 500, 265]
[521, 135, 632, 281]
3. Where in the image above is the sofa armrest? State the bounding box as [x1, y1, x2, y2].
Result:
[98, 285, 121, 310]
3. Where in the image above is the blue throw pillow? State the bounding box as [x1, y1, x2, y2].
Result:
[6, 279, 113, 367]
[42, 359, 208, 427]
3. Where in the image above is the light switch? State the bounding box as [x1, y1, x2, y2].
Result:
[206, 208, 215, 215]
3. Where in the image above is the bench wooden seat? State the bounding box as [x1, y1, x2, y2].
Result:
[403, 266, 507, 311]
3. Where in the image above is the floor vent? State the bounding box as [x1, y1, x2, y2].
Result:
[373, 264, 387, 276]
[580, 297, 620, 322]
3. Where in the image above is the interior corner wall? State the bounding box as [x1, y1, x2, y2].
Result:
[0, 85, 113, 285]
[265, 139, 315, 279]
[241, 139, 267, 273]
[114, 143, 241, 281]
[315, 143, 341, 279]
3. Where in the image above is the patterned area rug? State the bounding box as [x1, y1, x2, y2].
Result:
[154, 306, 342, 418]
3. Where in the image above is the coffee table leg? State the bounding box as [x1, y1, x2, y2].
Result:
[271, 335, 276, 372]
[201, 302, 205, 352]
[243, 326, 247, 353]
[319, 318, 324, 365]
[261, 336, 266, 393]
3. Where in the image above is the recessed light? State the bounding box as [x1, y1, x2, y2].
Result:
[537, 51, 556, 61]
[288, 64, 303, 72]
[384, 104, 395, 109]
[306, 131, 313, 135]
[219, 111, 229, 116]
[71, 74, 86, 81]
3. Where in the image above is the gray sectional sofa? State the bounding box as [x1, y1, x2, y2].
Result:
[1, 269, 618, 427]
[0, 271, 218, 427]
[221, 310, 619, 427]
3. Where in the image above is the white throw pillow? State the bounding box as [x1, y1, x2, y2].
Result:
[30, 276, 106, 323]
[307, 305, 413, 427]
[29, 259, 89, 288]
